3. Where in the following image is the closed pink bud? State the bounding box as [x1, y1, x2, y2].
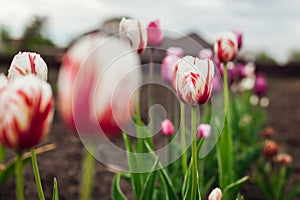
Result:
[208, 188, 222, 200]
[275, 153, 292, 166]
[198, 48, 213, 60]
[175, 56, 215, 105]
[161, 54, 181, 83]
[161, 119, 174, 136]
[8, 52, 48, 81]
[0, 75, 54, 150]
[214, 32, 238, 63]
[197, 124, 211, 139]
[119, 17, 147, 54]
[147, 20, 163, 46]
[166, 47, 184, 57]
[254, 73, 267, 97]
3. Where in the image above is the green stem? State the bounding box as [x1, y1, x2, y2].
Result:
[191, 106, 198, 200]
[217, 63, 233, 189]
[31, 148, 45, 200]
[80, 148, 96, 200]
[180, 102, 187, 175]
[148, 48, 154, 133]
[0, 144, 6, 163]
[16, 152, 24, 200]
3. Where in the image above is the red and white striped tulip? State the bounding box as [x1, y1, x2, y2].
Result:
[161, 119, 175, 136]
[0, 75, 54, 150]
[8, 52, 48, 81]
[214, 32, 238, 63]
[174, 56, 215, 105]
[0, 74, 8, 91]
[58, 32, 141, 137]
[147, 20, 163, 46]
[119, 17, 147, 54]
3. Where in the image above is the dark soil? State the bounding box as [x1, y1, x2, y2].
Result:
[0, 66, 299, 200]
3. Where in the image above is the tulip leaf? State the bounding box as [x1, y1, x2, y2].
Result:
[0, 144, 5, 163]
[52, 177, 59, 200]
[139, 158, 159, 200]
[112, 173, 127, 200]
[222, 176, 249, 200]
[122, 133, 142, 199]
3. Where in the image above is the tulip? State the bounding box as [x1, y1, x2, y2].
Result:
[8, 52, 48, 81]
[198, 48, 213, 60]
[233, 30, 243, 49]
[263, 140, 278, 160]
[175, 56, 215, 105]
[161, 119, 175, 136]
[254, 73, 267, 97]
[275, 153, 292, 166]
[261, 126, 274, 138]
[197, 124, 211, 139]
[0, 74, 8, 91]
[214, 32, 238, 63]
[58, 32, 141, 137]
[0, 75, 54, 150]
[147, 20, 163, 46]
[208, 188, 222, 200]
[166, 47, 184, 57]
[119, 17, 147, 54]
[236, 63, 246, 80]
[161, 54, 181, 83]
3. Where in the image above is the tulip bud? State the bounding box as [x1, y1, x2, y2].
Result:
[8, 52, 48, 81]
[208, 187, 222, 200]
[166, 47, 184, 57]
[175, 56, 215, 105]
[198, 48, 213, 60]
[233, 30, 243, 49]
[214, 32, 238, 63]
[254, 73, 267, 97]
[119, 17, 147, 54]
[263, 140, 278, 160]
[147, 20, 163, 46]
[197, 124, 211, 139]
[0, 75, 54, 150]
[274, 153, 292, 166]
[261, 126, 274, 138]
[161, 119, 175, 136]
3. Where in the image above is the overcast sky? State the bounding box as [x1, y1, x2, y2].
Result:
[0, 0, 299, 63]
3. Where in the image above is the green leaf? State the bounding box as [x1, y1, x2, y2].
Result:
[223, 176, 249, 200]
[112, 173, 127, 200]
[52, 177, 59, 200]
[139, 158, 159, 200]
[182, 164, 192, 200]
[122, 133, 142, 199]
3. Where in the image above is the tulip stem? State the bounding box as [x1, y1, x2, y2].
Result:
[80, 148, 95, 200]
[16, 152, 24, 200]
[148, 48, 154, 132]
[180, 102, 187, 175]
[30, 148, 45, 200]
[191, 106, 199, 199]
[217, 63, 233, 189]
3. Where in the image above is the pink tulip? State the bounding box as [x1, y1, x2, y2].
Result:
[197, 124, 211, 139]
[174, 56, 215, 105]
[208, 188, 222, 200]
[233, 30, 243, 49]
[161, 119, 175, 136]
[58, 32, 141, 138]
[166, 47, 184, 57]
[254, 73, 267, 97]
[147, 20, 163, 46]
[214, 32, 238, 63]
[161, 54, 181, 83]
[119, 17, 147, 54]
[198, 48, 213, 60]
[0, 75, 54, 150]
[8, 52, 48, 81]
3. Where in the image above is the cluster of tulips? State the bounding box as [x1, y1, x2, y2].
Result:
[0, 16, 296, 200]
